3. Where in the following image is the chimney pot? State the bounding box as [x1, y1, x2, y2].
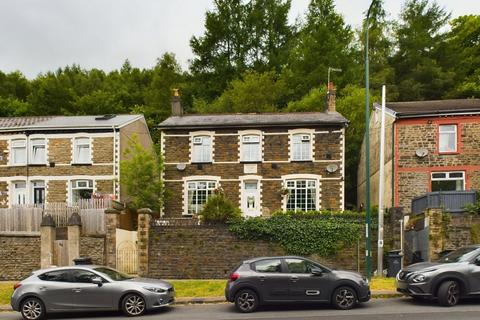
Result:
[171, 89, 183, 116]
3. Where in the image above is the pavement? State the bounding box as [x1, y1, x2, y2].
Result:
[0, 290, 401, 312]
[2, 297, 480, 319]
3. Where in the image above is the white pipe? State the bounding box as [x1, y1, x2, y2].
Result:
[378, 85, 386, 276]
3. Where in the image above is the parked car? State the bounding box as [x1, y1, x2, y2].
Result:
[225, 256, 370, 313]
[11, 265, 174, 320]
[396, 245, 480, 306]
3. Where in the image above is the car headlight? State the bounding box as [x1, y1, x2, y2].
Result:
[144, 286, 166, 293]
[412, 274, 426, 283]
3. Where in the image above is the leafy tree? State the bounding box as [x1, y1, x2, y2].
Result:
[120, 135, 164, 213]
[286, 86, 325, 112]
[392, 0, 453, 101]
[282, 0, 359, 100]
[196, 70, 287, 113]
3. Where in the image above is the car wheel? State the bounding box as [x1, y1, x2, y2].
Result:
[122, 293, 146, 316]
[20, 297, 45, 320]
[438, 280, 460, 307]
[332, 286, 357, 310]
[234, 289, 259, 313]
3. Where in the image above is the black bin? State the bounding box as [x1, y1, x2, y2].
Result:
[73, 257, 92, 265]
[387, 250, 402, 277]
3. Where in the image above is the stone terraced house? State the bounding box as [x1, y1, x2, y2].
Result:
[158, 87, 348, 217]
[358, 99, 480, 211]
[0, 114, 152, 207]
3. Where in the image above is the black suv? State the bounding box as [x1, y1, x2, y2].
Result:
[397, 245, 480, 306]
[225, 256, 370, 313]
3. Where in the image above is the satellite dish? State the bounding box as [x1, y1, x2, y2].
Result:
[326, 163, 339, 173]
[176, 163, 186, 171]
[415, 148, 428, 158]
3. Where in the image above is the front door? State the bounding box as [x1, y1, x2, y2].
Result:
[284, 258, 331, 302]
[242, 181, 261, 217]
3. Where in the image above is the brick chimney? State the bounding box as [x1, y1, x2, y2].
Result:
[327, 82, 336, 113]
[171, 88, 183, 116]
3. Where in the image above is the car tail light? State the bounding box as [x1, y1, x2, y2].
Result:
[13, 283, 22, 290]
[229, 272, 240, 281]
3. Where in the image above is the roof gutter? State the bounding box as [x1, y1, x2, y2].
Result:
[157, 121, 349, 130]
[396, 111, 480, 119]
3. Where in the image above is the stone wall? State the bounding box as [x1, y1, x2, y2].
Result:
[147, 224, 385, 279]
[80, 235, 105, 265]
[0, 234, 41, 280]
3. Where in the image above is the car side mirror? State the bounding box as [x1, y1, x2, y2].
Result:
[474, 259, 480, 266]
[91, 277, 103, 286]
[311, 268, 323, 276]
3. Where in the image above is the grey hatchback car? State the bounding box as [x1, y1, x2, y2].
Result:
[225, 256, 370, 312]
[11, 265, 174, 320]
[396, 245, 480, 306]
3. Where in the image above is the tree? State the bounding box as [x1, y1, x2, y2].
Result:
[282, 0, 359, 100]
[120, 135, 164, 213]
[441, 15, 480, 98]
[392, 0, 453, 101]
[196, 70, 287, 113]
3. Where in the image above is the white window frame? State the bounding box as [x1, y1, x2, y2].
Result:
[281, 174, 321, 211]
[431, 171, 465, 191]
[183, 176, 220, 215]
[11, 139, 27, 165]
[70, 179, 94, 203]
[289, 129, 314, 161]
[73, 137, 92, 164]
[439, 124, 457, 153]
[191, 133, 213, 163]
[30, 138, 46, 164]
[240, 132, 262, 162]
[11, 181, 27, 206]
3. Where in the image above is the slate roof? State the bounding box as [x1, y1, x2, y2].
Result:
[378, 99, 480, 118]
[0, 114, 143, 132]
[158, 111, 348, 129]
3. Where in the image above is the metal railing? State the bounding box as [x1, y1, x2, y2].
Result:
[411, 190, 477, 215]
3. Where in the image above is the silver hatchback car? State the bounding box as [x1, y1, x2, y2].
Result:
[11, 265, 174, 320]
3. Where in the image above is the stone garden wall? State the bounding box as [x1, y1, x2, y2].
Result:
[0, 234, 41, 280]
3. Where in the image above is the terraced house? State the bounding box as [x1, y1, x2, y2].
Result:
[159, 87, 348, 217]
[0, 114, 151, 207]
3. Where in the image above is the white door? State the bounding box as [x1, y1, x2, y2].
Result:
[242, 181, 261, 217]
[12, 182, 27, 205]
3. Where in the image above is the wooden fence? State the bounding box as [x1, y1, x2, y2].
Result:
[0, 199, 110, 235]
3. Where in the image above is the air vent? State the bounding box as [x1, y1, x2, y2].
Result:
[95, 114, 117, 121]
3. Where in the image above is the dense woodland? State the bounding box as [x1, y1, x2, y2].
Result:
[0, 0, 478, 207]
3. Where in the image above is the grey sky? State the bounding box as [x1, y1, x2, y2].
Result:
[0, 0, 477, 78]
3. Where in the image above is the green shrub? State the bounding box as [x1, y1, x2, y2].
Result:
[229, 210, 364, 257]
[201, 193, 241, 223]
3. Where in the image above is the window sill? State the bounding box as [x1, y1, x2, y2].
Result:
[240, 161, 262, 164]
[438, 152, 459, 155]
[28, 163, 47, 167]
[71, 163, 93, 166]
[191, 162, 212, 164]
[290, 159, 313, 162]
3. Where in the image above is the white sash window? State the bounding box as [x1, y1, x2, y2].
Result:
[192, 136, 212, 163]
[74, 137, 91, 164]
[11, 139, 27, 165]
[30, 138, 46, 164]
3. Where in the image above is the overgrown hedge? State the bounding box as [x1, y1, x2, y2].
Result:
[229, 210, 367, 257]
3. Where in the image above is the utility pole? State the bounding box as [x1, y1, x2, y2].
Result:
[364, 0, 377, 280]
[378, 85, 386, 276]
[328, 67, 342, 85]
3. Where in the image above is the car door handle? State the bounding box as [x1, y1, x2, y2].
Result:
[258, 276, 266, 282]
[290, 276, 299, 282]
[72, 288, 82, 293]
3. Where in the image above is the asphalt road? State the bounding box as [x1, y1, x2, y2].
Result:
[2, 297, 480, 320]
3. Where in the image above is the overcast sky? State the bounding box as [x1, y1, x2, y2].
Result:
[0, 0, 477, 78]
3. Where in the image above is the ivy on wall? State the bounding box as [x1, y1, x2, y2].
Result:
[228, 210, 365, 257]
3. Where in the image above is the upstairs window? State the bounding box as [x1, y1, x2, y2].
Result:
[240, 135, 261, 162]
[291, 134, 312, 161]
[192, 136, 212, 163]
[71, 180, 93, 203]
[30, 138, 46, 164]
[431, 172, 464, 192]
[73, 137, 91, 164]
[439, 125, 457, 153]
[11, 139, 26, 165]
[286, 179, 317, 211]
[187, 180, 216, 215]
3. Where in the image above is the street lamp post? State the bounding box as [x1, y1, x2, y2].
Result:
[364, 0, 377, 280]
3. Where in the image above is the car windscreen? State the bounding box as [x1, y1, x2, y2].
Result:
[438, 247, 479, 263]
[93, 267, 134, 281]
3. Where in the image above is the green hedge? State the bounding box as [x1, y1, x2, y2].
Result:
[229, 210, 366, 257]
